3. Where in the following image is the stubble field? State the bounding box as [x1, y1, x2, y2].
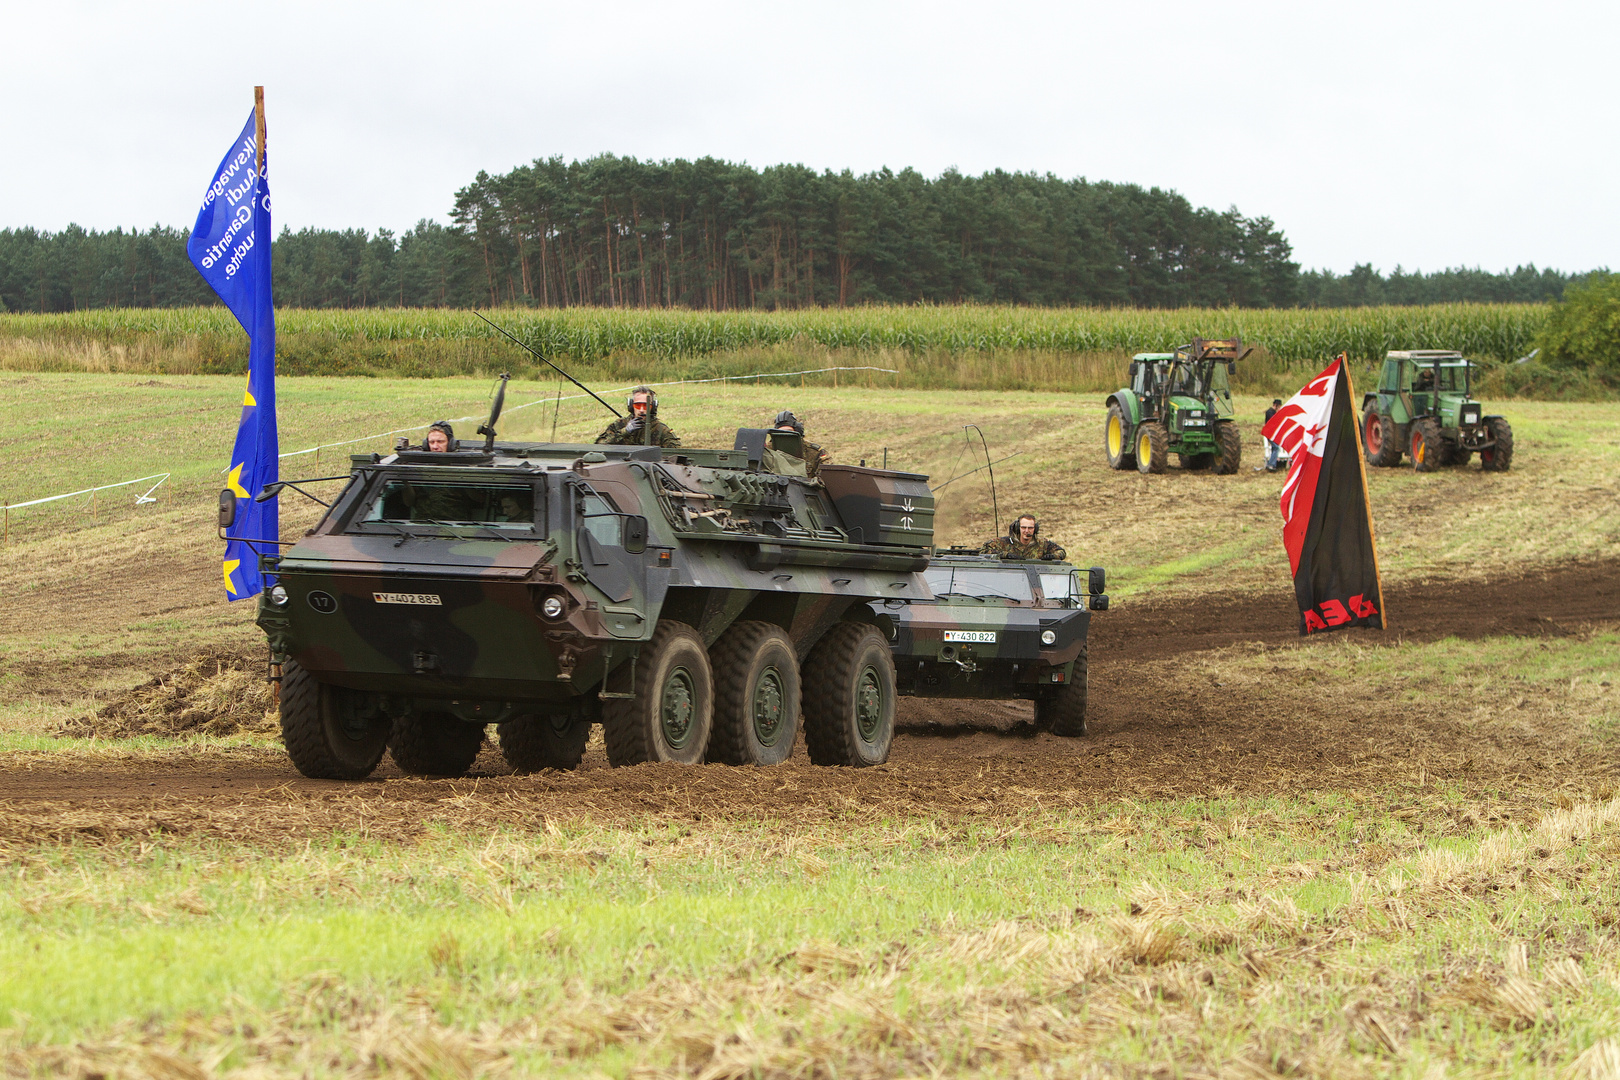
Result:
[2, 371, 1619, 1077]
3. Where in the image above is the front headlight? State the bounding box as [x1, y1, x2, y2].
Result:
[1040, 629, 1057, 645]
[268, 584, 289, 607]
[541, 595, 566, 619]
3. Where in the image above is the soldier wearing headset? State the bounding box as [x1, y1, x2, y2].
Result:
[595, 385, 681, 448]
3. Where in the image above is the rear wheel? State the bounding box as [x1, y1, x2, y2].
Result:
[602, 620, 713, 766]
[1034, 646, 1088, 737]
[1410, 418, 1442, 473]
[1178, 452, 1213, 471]
[1213, 421, 1242, 474]
[1363, 411, 1400, 467]
[708, 621, 801, 766]
[279, 660, 389, 780]
[1134, 422, 1168, 475]
[1104, 404, 1134, 470]
[497, 713, 590, 772]
[802, 623, 895, 767]
[1479, 418, 1514, 471]
[388, 712, 485, 777]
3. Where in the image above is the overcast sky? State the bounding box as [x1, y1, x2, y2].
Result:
[2, 0, 1613, 275]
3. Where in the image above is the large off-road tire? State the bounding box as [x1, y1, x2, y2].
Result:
[1178, 452, 1213, 471]
[1213, 421, 1242, 474]
[1034, 645, 1088, 737]
[388, 712, 485, 777]
[802, 622, 895, 767]
[1479, 417, 1514, 471]
[708, 621, 801, 766]
[1363, 411, 1401, 467]
[1410, 417, 1443, 473]
[497, 713, 590, 772]
[602, 620, 713, 766]
[1134, 422, 1168, 475]
[1104, 403, 1135, 470]
[279, 660, 389, 780]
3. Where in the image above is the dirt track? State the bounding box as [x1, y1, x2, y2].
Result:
[3, 560, 1615, 846]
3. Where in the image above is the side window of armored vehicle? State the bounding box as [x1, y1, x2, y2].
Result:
[1038, 571, 1082, 608]
[580, 493, 624, 547]
[360, 480, 537, 530]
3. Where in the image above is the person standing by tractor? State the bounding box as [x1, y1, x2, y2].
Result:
[596, 386, 681, 448]
[1262, 398, 1283, 472]
[980, 515, 1066, 561]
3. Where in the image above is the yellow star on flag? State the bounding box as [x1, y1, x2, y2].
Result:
[225, 463, 249, 499]
[243, 378, 256, 407]
[222, 557, 241, 596]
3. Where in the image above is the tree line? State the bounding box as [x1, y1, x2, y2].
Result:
[0, 154, 1601, 314]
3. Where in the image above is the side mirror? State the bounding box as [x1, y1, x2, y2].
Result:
[1227, 361, 1237, 375]
[1089, 593, 1109, 611]
[1088, 566, 1106, 595]
[217, 489, 237, 529]
[623, 515, 648, 554]
[254, 482, 284, 503]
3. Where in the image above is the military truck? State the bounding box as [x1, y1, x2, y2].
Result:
[873, 552, 1107, 736]
[1104, 338, 1249, 474]
[1361, 350, 1513, 472]
[223, 428, 935, 780]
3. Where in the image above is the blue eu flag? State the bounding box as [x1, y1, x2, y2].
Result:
[188, 108, 277, 600]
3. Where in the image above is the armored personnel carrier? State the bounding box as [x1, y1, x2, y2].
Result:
[226, 427, 935, 780]
[873, 551, 1107, 736]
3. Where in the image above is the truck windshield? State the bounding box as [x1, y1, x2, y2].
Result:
[363, 480, 536, 528]
[1169, 363, 1208, 398]
[924, 567, 1033, 602]
[1038, 572, 1082, 606]
[1438, 364, 1471, 393]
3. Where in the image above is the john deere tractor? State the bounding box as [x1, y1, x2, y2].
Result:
[1361, 350, 1513, 472]
[1104, 338, 1250, 474]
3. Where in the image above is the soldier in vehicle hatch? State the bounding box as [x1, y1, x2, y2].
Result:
[979, 515, 1066, 561]
[596, 385, 681, 448]
[424, 420, 455, 452]
[768, 410, 832, 479]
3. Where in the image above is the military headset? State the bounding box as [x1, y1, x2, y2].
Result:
[626, 385, 658, 422]
[1006, 515, 1040, 540]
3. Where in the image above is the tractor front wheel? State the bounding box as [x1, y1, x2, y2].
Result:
[1410, 418, 1443, 473]
[1213, 421, 1242, 474]
[1104, 404, 1134, 470]
[1134, 422, 1168, 475]
[1480, 418, 1514, 471]
[1364, 411, 1400, 467]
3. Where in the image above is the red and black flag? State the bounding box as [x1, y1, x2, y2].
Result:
[1260, 355, 1387, 635]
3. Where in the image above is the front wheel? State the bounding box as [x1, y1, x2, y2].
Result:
[1410, 418, 1442, 473]
[1363, 411, 1400, 467]
[802, 623, 895, 767]
[1134, 422, 1168, 475]
[1104, 404, 1135, 470]
[279, 660, 389, 780]
[602, 620, 714, 766]
[1034, 645, 1088, 737]
[1212, 421, 1242, 474]
[497, 714, 591, 772]
[1479, 418, 1513, 471]
[708, 621, 801, 766]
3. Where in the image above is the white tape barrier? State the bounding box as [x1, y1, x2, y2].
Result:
[3, 473, 170, 512]
[276, 365, 900, 461]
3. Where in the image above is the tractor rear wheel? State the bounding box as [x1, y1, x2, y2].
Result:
[602, 620, 713, 766]
[1363, 411, 1401, 467]
[1213, 421, 1242, 474]
[1104, 404, 1134, 470]
[497, 713, 590, 772]
[802, 622, 895, 767]
[1410, 418, 1443, 473]
[1134, 422, 1168, 475]
[279, 660, 389, 780]
[1178, 452, 1213, 470]
[1035, 646, 1088, 737]
[388, 713, 485, 777]
[1480, 417, 1514, 471]
[708, 621, 801, 766]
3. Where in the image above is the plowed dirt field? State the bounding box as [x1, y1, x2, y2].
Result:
[3, 559, 1614, 848]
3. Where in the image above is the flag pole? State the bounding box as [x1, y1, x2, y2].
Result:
[254, 87, 266, 171]
[1340, 355, 1389, 630]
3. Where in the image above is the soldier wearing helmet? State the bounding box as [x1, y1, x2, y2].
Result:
[979, 515, 1066, 561]
[767, 410, 832, 479]
[596, 385, 681, 448]
[424, 420, 456, 452]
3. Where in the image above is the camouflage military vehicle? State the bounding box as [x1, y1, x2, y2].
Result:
[1361, 350, 1513, 472]
[226, 426, 935, 780]
[1104, 338, 1249, 474]
[872, 551, 1108, 737]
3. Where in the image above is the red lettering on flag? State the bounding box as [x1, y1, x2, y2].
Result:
[1349, 594, 1378, 618]
[1303, 610, 1328, 633]
[1320, 599, 1351, 626]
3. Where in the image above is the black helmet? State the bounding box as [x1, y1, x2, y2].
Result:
[427, 420, 455, 449]
[627, 385, 658, 419]
[772, 410, 803, 435]
[1007, 515, 1039, 539]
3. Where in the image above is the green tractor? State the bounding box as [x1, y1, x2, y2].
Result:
[1104, 338, 1250, 474]
[1361, 350, 1513, 472]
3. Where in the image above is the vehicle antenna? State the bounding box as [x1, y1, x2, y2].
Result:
[472, 310, 622, 418]
[478, 372, 510, 451]
[549, 378, 563, 442]
[963, 424, 998, 530]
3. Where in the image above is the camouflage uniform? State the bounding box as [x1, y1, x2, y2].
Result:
[978, 536, 1066, 561]
[595, 417, 681, 448]
[777, 438, 831, 479]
